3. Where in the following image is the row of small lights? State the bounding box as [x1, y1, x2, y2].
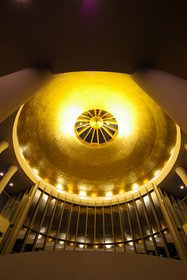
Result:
[33, 167, 160, 194]
[32, 145, 184, 198]
[54, 170, 161, 198]
[55, 172, 186, 197]
[37, 236, 123, 249]
[56, 241, 119, 249]
[32, 165, 168, 197]
[0, 145, 181, 194]
[37, 237, 119, 249]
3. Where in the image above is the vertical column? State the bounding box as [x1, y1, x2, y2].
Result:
[102, 205, 105, 251]
[32, 193, 51, 251]
[0, 140, 8, 154]
[74, 205, 80, 250]
[175, 167, 187, 187]
[133, 68, 187, 134]
[64, 203, 73, 250]
[153, 183, 187, 261]
[118, 202, 126, 252]
[126, 198, 137, 253]
[132, 196, 147, 254]
[110, 205, 115, 252]
[0, 165, 18, 194]
[0, 67, 51, 123]
[53, 201, 65, 250]
[140, 194, 159, 256]
[84, 207, 88, 250]
[1, 182, 39, 255]
[94, 206, 96, 247]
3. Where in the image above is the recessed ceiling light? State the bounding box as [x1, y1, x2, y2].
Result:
[33, 168, 38, 175]
[154, 170, 160, 177]
[80, 191, 86, 197]
[9, 183, 13, 187]
[56, 184, 62, 191]
[180, 185, 185, 189]
[132, 184, 139, 190]
[91, 193, 97, 197]
[0, 172, 4, 176]
[106, 191, 112, 197]
[170, 149, 174, 155]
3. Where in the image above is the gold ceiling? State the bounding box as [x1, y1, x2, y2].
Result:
[16, 72, 176, 199]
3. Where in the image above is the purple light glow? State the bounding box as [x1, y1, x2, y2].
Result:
[82, 0, 97, 16]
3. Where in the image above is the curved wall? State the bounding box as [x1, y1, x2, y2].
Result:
[0, 251, 187, 280]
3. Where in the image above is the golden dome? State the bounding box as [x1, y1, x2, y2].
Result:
[15, 72, 177, 202]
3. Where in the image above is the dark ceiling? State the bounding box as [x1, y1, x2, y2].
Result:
[1, 0, 187, 78]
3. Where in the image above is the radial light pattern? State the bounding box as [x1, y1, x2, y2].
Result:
[74, 109, 118, 145]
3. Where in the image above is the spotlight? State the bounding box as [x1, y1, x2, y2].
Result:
[132, 184, 139, 190]
[106, 192, 112, 197]
[56, 184, 62, 191]
[80, 191, 86, 197]
[154, 170, 160, 177]
[33, 168, 38, 175]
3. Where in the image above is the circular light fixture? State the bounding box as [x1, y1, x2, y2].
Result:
[74, 109, 118, 146]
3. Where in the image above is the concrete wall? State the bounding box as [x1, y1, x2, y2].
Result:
[0, 251, 187, 280]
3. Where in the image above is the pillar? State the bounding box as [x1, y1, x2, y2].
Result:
[0, 165, 18, 194]
[175, 167, 187, 187]
[0, 67, 51, 123]
[1, 182, 39, 255]
[153, 184, 187, 261]
[0, 140, 8, 154]
[133, 68, 187, 134]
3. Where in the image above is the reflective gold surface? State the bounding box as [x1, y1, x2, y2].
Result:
[16, 72, 176, 199]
